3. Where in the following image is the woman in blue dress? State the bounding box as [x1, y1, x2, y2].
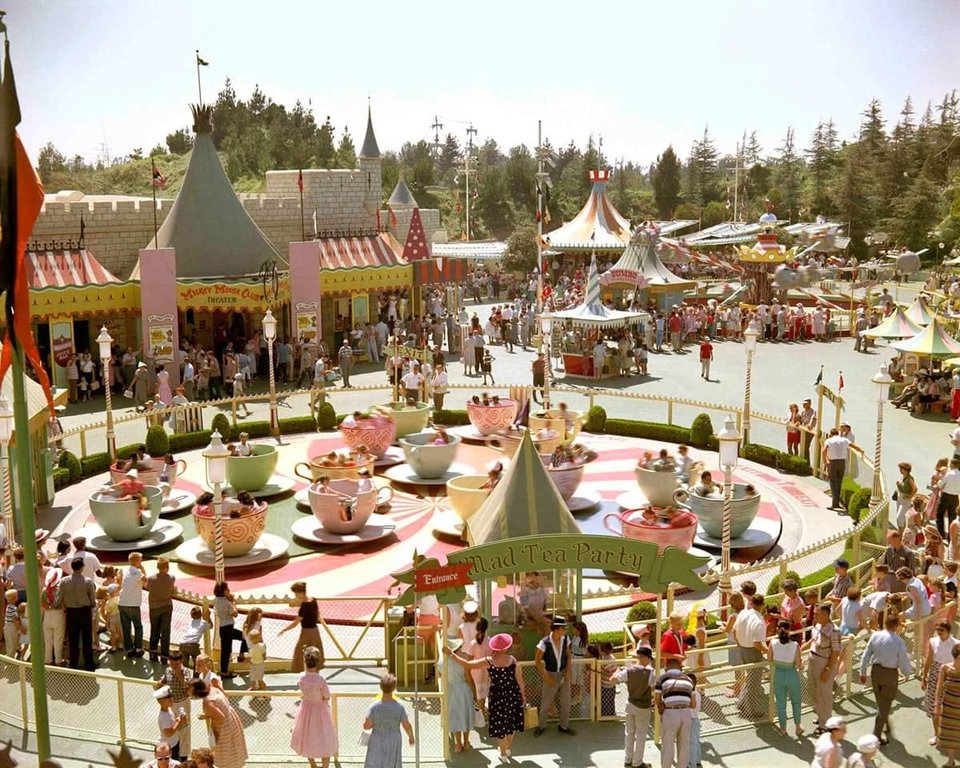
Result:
[445, 638, 478, 752]
[363, 674, 414, 768]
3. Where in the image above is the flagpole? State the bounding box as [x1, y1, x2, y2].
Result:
[536, 120, 544, 325]
[299, 170, 305, 241]
[195, 50, 203, 104]
[11, 346, 51, 761]
[151, 164, 159, 243]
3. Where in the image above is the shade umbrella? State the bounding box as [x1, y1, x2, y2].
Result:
[861, 307, 924, 339]
[903, 295, 936, 325]
[892, 317, 960, 358]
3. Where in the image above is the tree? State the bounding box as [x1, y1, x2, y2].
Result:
[129, 147, 144, 161]
[831, 143, 875, 253]
[399, 140, 437, 208]
[165, 128, 193, 155]
[652, 146, 681, 218]
[805, 120, 838, 216]
[503, 222, 538, 273]
[774, 127, 803, 222]
[149, 144, 166, 158]
[36, 142, 66, 183]
[335, 128, 356, 169]
[885, 97, 915, 202]
[313, 116, 336, 168]
[503, 145, 536, 224]
[684, 126, 719, 209]
[437, 133, 460, 176]
[891, 174, 941, 248]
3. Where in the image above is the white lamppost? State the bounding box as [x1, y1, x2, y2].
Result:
[540, 313, 553, 410]
[871, 364, 894, 527]
[203, 430, 230, 584]
[742, 320, 760, 446]
[95, 326, 116, 460]
[0, 397, 14, 547]
[262, 309, 279, 438]
[717, 414, 741, 609]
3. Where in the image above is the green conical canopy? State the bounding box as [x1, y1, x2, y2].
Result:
[861, 307, 924, 339]
[145, 105, 284, 278]
[893, 317, 960, 358]
[466, 430, 581, 546]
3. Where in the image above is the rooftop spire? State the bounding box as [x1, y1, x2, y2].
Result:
[360, 102, 380, 159]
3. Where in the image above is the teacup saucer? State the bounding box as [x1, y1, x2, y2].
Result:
[290, 513, 397, 545]
[76, 520, 184, 551]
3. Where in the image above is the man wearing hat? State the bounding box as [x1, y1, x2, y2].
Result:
[823, 427, 851, 511]
[59, 558, 97, 670]
[860, 612, 912, 744]
[533, 616, 575, 737]
[799, 398, 817, 463]
[155, 651, 193, 756]
[610, 645, 655, 768]
[655, 657, 694, 768]
[153, 685, 187, 760]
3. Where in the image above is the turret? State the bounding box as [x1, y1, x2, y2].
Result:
[358, 104, 382, 218]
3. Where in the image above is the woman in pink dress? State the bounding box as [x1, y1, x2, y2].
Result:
[155, 365, 173, 406]
[190, 679, 247, 768]
[291, 646, 337, 767]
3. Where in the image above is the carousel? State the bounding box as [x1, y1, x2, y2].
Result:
[547, 255, 649, 379]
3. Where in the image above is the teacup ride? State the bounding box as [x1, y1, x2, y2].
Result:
[459, 398, 519, 442]
[384, 431, 472, 486]
[382, 400, 431, 439]
[486, 428, 561, 458]
[339, 414, 402, 467]
[293, 450, 379, 507]
[673, 484, 775, 550]
[109, 457, 196, 514]
[616, 464, 683, 511]
[434, 474, 490, 542]
[538, 453, 602, 512]
[602, 506, 714, 575]
[528, 408, 583, 446]
[225, 444, 294, 498]
[176, 495, 289, 568]
[80, 485, 182, 551]
[292, 478, 397, 545]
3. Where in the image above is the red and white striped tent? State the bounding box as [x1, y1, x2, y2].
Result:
[543, 169, 631, 252]
[315, 233, 403, 270]
[26, 248, 121, 289]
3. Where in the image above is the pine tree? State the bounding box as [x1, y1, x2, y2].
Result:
[805, 121, 836, 216]
[892, 174, 941, 247]
[744, 131, 762, 167]
[775, 127, 803, 222]
[313, 116, 336, 168]
[335, 128, 356, 169]
[684, 127, 719, 210]
[652, 145, 681, 218]
[885, 97, 915, 201]
[831, 142, 875, 253]
[437, 133, 460, 176]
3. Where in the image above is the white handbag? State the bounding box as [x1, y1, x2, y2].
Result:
[473, 706, 485, 729]
[359, 730, 371, 747]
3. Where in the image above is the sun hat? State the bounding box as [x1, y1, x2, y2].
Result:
[824, 716, 846, 731]
[631, 623, 651, 638]
[488, 633, 513, 652]
[35, 529, 49, 544]
[462, 599, 479, 614]
[856, 734, 879, 753]
[137, 362, 146, 369]
[445, 637, 463, 653]
[924, 524, 942, 540]
[153, 686, 172, 700]
[125, 469, 138, 478]
[550, 616, 567, 629]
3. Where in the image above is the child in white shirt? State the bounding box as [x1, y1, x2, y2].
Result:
[247, 630, 266, 691]
[179, 605, 210, 669]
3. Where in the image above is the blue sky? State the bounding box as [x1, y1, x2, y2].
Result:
[10, 0, 960, 171]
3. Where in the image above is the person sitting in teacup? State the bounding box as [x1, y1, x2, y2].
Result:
[357, 469, 373, 493]
[232, 491, 257, 518]
[649, 448, 676, 472]
[569, 444, 597, 464]
[550, 445, 568, 468]
[115, 469, 146, 503]
[194, 492, 213, 516]
[636, 451, 654, 469]
[225, 442, 238, 456]
[315, 476, 356, 522]
[661, 505, 698, 528]
[123, 444, 152, 472]
[480, 462, 503, 491]
[431, 427, 451, 445]
[692, 470, 719, 497]
[235, 432, 252, 457]
[675, 444, 695, 482]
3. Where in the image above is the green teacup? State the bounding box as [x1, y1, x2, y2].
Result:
[226, 445, 278, 492]
[89, 486, 163, 542]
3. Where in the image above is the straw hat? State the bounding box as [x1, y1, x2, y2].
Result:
[856, 734, 879, 753]
[924, 524, 941, 540]
[488, 633, 513, 652]
[125, 469, 138, 479]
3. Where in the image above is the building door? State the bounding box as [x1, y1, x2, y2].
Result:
[73, 319, 90, 355]
[34, 322, 51, 379]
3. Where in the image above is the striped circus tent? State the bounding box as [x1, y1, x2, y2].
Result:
[893, 317, 960, 358]
[552, 254, 647, 328]
[861, 307, 924, 339]
[904, 294, 936, 325]
[543, 169, 631, 252]
[465, 430, 580, 546]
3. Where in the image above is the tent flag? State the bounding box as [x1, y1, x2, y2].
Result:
[0, 39, 53, 411]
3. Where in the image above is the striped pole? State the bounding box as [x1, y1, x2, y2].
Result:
[213, 482, 225, 584]
[720, 466, 733, 611]
[871, 398, 884, 527]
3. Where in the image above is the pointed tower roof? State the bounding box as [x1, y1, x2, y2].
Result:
[466, 431, 581, 546]
[388, 175, 418, 208]
[401, 208, 428, 262]
[552, 254, 647, 328]
[359, 104, 380, 159]
[543, 169, 631, 251]
[601, 226, 696, 291]
[904, 294, 936, 325]
[143, 105, 283, 278]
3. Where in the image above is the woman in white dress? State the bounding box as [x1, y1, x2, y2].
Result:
[810, 716, 846, 767]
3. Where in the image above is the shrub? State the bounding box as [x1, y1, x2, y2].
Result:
[169, 430, 212, 453]
[80, 453, 113, 477]
[59, 450, 81, 482]
[233, 421, 271, 440]
[145, 425, 169, 457]
[606, 419, 691, 444]
[588, 630, 630, 651]
[766, 570, 802, 595]
[117, 443, 142, 461]
[742, 443, 812, 476]
[52, 467, 71, 490]
[210, 413, 231, 439]
[689, 413, 714, 448]
[742, 443, 778, 467]
[779, 454, 812, 476]
[847, 487, 874, 524]
[315, 402, 337, 430]
[840, 477, 860, 509]
[585, 406, 607, 433]
[432, 409, 470, 427]
[846, 524, 887, 550]
[280, 416, 318, 435]
[625, 601, 657, 623]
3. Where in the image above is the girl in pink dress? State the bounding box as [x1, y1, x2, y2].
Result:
[155, 365, 173, 406]
[290, 646, 338, 767]
[467, 618, 492, 714]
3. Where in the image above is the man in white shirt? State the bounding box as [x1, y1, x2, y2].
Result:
[823, 428, 851, 510]
[951, 417, 960, 459]
[401, 363, 424, 403]
[119, 552, 147, 658]
[611, 645, 656, 768]
[799, 398, 817, 462]
[501, 304, 515, 352]
[71, 536, 102, 580]
[533, 617, 575, 737]
[937, 457, 960, 536]
[181, 360, 195, 401]
[145, 741, 180, 768]
[734, 593, 767, 719]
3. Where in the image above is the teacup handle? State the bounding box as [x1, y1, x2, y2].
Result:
[376, 486, 394, 506]
[603, 513, 623, 536]
[175, 459, 188, 476]
[484, 436, 504, 452]
[410, 446, 421, 459]
[673, 488, 689, 505]
[294, 463, 314, 482]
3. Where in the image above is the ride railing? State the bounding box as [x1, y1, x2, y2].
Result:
[0, 654, 446, 764]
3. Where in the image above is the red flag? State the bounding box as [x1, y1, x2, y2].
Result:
[375, 208, 382, 230]
[297, 168, 303, 193]
[413, 563, 473, 593]
[0, 40, 53, 410]
[151, 161, 166, 189]
[387, 204, 397, 228]
[838, 371, 844, 392]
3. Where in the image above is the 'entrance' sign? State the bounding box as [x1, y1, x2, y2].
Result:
[414, 563, 474, 593]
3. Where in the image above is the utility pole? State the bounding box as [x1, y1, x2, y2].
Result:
[431, 115, 443, 158]
[462, 123, 478, 241]
[733, 139, 740, 224]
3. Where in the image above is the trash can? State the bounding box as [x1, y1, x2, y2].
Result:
[385, 607, 406, 673]
[393, 627, 428, 687]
